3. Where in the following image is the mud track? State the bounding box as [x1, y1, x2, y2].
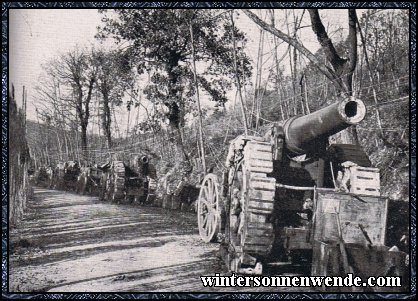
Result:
[9, 187, 312, 293]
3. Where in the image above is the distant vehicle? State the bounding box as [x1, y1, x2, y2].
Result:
[101, 154, 157, 204]
[49, 161, 80, 191]
[76, 164, 106, 195]
[33, 166, 50, 187]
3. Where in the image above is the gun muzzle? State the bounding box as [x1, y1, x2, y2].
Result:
[140, 156, 149, 164]
[283, 97, 366, 156]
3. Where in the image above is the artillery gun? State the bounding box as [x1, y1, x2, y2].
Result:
[33, 165, 51, 187]
[59, 161, 81, 191]
[48, 162, 65, 189]
[197, 97, 407, 286]
[101, 154, 157, 204]
[76, 164, 107, 195]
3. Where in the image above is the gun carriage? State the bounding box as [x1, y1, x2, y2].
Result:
[100, 154, 157, 204]
[197, 97, 407, 287]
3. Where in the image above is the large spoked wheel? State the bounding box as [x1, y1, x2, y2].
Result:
[198, 173, 221, 243]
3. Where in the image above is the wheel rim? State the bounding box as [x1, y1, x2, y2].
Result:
[198, 173, 220, 243]
[228, 161, 247, 248]
[106, 176, 113, 202]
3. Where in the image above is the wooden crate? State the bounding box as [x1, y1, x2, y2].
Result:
[284, 227, 312, 250]
[313, 189, 388, 246]
[350, 166, 380, 196]
[311, 240, 408, 292]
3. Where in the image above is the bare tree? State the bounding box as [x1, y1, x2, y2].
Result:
[94, 49, 133, 149]
[50, 48, 98, 160]
[243, 9, 358, 95]
[243, 9, 360, 143]
[308, 9, 358, 95]
[35, 70, 76, 162]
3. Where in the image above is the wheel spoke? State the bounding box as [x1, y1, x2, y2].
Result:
[212, 210, 217, 223]
[206, 212, 212, 235]
[198, 174, 220, 242]
[199, 209, 207, 215]
[200, 194, 207, 209]
[202, 213, 208, 228]
[203, 185, 210, 202]
[200, 199, 216, 213]
[208, 179, 214, 203]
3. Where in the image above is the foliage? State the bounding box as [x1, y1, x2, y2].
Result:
[94, 48, 136, 148]
[29, 9, 409, 202]
[97, 9, 252, 131]
[255, 9, 409, 200]
[360, 9, 409, 85]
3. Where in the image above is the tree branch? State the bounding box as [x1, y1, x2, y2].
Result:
[242, 9, 338, 84]
[347, 9, 358, 73]
[307, 9, 347, 69]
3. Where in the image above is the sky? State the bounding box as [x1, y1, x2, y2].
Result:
[9, 8, 368, 134]
[9, 9, 103, 111]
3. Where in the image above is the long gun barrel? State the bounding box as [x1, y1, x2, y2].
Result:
[283, 98, 366, 156]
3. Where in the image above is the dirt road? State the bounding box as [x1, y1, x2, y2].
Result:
[9, 187, 311, 293]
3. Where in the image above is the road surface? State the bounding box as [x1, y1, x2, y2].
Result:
[9, 187, 312, 293]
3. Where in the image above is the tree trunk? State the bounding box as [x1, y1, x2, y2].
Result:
[80, 123, 88, 162]
[230, 11, 249, 135]
[300, 73, 311, 114]
[243, 9, 360, 145]
[63, 132, 69, 161]
[164, 53, 191, 173]
[308, 9, 358, 96]
[55, 130, 62, 161]
[271, 10, 285, 121]
[100, 89, 112, 149]
[190, 22, 207, 173]
[308, 9, 359, 144]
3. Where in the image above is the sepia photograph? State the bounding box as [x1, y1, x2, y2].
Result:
[5, 4, 413, 296]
